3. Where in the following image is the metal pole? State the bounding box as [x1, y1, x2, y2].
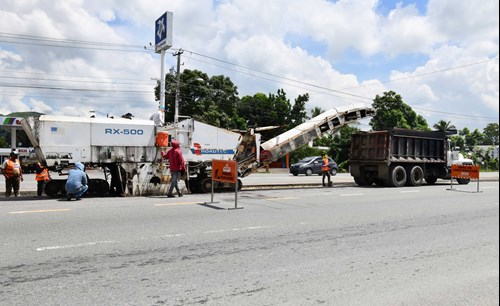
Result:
[160, 50, 166, 126]
[235, 179, 238, 209]
[174, 49, 183, 124]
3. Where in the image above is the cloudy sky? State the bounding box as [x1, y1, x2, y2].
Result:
[0, 0, 498, 131]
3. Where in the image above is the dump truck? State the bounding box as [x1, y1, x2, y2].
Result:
[349, 128, 473, 187]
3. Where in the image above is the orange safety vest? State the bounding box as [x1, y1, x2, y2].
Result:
[3, 159, 22, 178]
[321, 158, 330, 172]
[35, 163, 50, 181]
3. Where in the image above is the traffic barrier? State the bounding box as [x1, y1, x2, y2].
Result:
[448, 164, 482, 193]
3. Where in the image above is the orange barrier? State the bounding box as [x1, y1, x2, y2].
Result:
[212, 160, 237, 184]
[451, 164, 480, 180]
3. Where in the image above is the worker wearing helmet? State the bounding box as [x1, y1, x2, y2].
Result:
[2, 150, 23, 197]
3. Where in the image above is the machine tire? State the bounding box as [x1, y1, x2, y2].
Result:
[330, 168, 338, 176]
[407, 166, 424, 187]
[44, 180, 63, 197]
[389, 166, 407, 187]
[456, 178, 470, 185]
[292, 173, 299, 176]
[200, 178, 213, 193]
[305, 168, 313, 176]
[425, 176, 438, 185]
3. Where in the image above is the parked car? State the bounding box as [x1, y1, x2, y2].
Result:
[290, 156, 338, 176]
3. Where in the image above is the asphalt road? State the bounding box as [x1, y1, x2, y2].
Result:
[0, 181, 498, 305]
[2, 169, 499, 196]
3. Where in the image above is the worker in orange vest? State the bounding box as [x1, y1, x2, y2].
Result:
[322, 154, 332, 187]
[35, 162, 51, 197]
[1, 150, 24, 197]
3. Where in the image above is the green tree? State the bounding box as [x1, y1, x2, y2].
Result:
[331, 125, 361, 172]
[370, 91, 429, 131]
[310, 106, 324, 118]
[289, 93, 309, 126]
[483, 123, 499, 145]
[155, 69, 244, 129]
[433, 120, 456, 132]
[461, 128, 485, 150]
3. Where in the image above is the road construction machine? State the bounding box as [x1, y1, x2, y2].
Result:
[20, 103, 375, 197]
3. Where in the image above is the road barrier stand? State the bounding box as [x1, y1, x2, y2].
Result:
[447, 164, 482, 193]
[204, 159, 243, 210]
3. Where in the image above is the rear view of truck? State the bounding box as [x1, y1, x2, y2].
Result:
[349, 128, 470, 187]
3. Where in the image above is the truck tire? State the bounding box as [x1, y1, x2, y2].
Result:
[456, 178, 470, 185]
[200, 178, 213, 193]
[425, 176, 438, 185]
[354, 175, 372, 186]
[389, 166, 407, 187]
[407, 166, 424, 187]
[45, 180, 63, 197]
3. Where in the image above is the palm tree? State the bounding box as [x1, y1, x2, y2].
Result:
[433, 120, 456, 132]
[311, 107, 324, 118]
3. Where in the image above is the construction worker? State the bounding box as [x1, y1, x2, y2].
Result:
[2, 150, 23, 197]
[65, 162, 88, 201]
[161, 140, 186, 198]
[322, 154, 332, 187]
[35, 162, 51, 197]
[150, 105, 165, 126]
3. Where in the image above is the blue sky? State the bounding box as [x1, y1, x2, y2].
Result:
[0, 0, 498, 131]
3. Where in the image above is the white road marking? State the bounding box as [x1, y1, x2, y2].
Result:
[340, 193, 364, 197]
[10, 209, 70, 214]
[203, 225, 273, 234]
[36, 240, 115, 252]
[154, 202, 205, 206]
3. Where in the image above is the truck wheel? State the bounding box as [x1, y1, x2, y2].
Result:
[456, 178, 470, 185]
[354, 175, 372, 186]
[305, 168, 313, 176]
[425, 176, 438, 185]
[200, 178, 213, 193]
[407, 166, 423, 187]
[44, 180, 63, 197]
[390, 166, 407, 187]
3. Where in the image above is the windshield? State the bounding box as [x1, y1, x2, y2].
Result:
[299, 157, 316, 163]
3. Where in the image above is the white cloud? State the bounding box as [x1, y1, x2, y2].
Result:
[0, 0, 498, 132]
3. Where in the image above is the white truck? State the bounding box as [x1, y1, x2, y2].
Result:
[21, 103, 375, 197]
[21, 115, 241, 196]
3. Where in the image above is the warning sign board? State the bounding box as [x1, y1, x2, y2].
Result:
[212, 160, 237, 184]
[451, 164, 480, 180]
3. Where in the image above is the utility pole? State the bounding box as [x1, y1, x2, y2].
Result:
[173, 48, 183, 124]
[160, 49, 166, 126]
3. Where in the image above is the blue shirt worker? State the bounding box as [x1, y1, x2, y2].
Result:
[65, 162, 88, 201]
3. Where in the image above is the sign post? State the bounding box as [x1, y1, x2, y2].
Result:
[448, 164, 482, 193]
[209, 159, 242, 210]
[154, 11, 173, 125]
